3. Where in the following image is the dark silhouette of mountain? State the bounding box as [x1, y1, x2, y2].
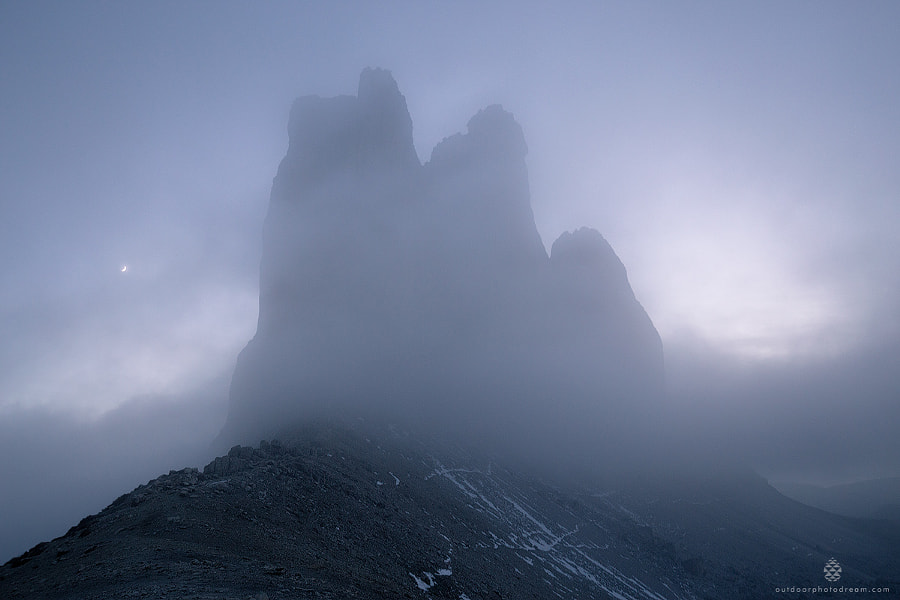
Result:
[2, 423, 897, 599]
[220, 69, 664, 469]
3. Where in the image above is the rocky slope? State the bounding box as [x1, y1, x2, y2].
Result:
[2, 423, 897, 599]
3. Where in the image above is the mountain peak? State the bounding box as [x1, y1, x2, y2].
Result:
[281, 68, 417, 187]
[550, 227, 632, 300]
[223, 70, 664, 470]
[356, 67, 419, 169]
[357, 67, 403, 105]
[465, 104, 528, 159]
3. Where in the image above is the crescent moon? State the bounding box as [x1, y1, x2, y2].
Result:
[121, 265, 127, 273]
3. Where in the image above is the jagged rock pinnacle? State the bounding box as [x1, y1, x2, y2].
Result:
[221, 69, 664, 468]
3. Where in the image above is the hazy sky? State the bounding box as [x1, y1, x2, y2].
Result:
[1, 1, 899, 561]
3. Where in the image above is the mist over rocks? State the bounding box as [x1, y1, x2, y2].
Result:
[221, 68, 663, 470]
[547, 228, 664, 398]
[282, 67, 418, 186]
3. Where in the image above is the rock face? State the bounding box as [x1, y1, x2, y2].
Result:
[221, 68, 664, 464]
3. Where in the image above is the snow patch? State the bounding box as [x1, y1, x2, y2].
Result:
[505, 495, 553, 536]
[410, 567, 452, 592]
[409, 572, 435, 591]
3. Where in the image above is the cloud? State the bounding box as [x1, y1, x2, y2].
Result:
[0, 381, 227, 564]
[0, 272, 257, 417]
[664, 332, 900, 484]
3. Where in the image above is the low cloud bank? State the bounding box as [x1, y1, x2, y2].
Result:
[0, 380, 226, 564]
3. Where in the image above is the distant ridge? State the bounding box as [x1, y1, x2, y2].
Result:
[775, 477, 900, 521]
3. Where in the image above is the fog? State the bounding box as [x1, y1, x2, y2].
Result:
[2, 2, 899, 562]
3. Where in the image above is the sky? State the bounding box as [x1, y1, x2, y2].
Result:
[1, 1, 899, 562]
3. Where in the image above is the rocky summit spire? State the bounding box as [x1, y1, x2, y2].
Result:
[355, 67, 419, 170]
[549, 228, 664, 403]
[220, 69, 664, 469]
[426, 104, 544, 270]
[276, 68, 418, 192]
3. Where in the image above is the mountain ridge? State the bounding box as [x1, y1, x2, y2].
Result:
[774, 478, 900, 521]
[3, 422, 897, 599]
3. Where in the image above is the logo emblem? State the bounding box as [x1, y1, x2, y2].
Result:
[824, 558, 842, 582]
